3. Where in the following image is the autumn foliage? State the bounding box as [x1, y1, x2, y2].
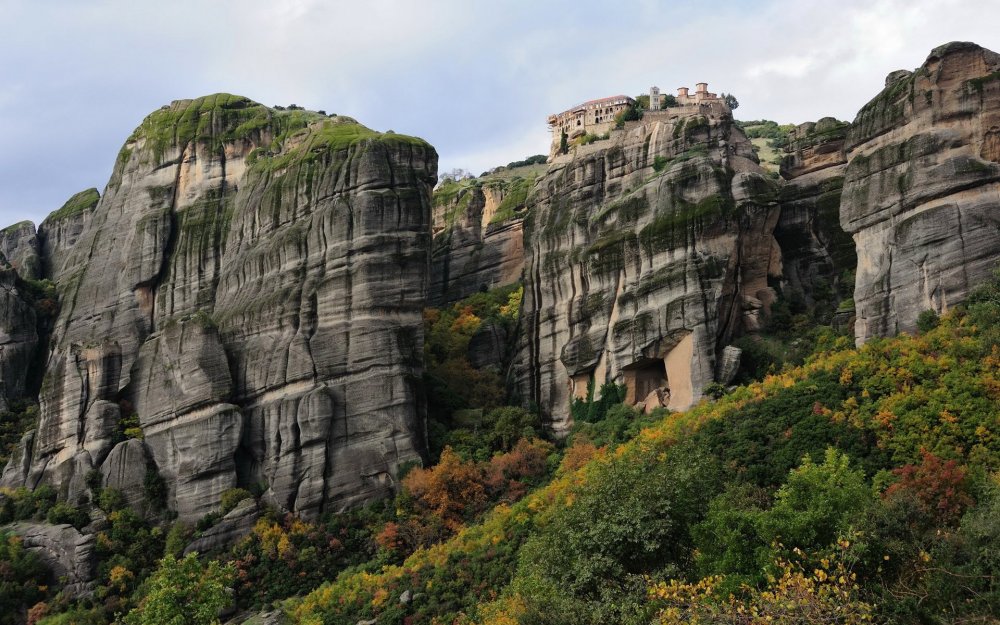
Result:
[883, 449, 973, 525]
[377, 439, 553, 557]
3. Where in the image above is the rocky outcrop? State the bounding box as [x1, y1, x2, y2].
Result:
[775, 118, 856, 316]
[2, 94, 436, 521]
[10, 522, 97, 598]
[38, 188, 100, 283]
[100, 438, 151, 510]
[515, 103, 781, 432]
[0, 256, 38, 411]
[841, 42, 1000, 342]
[0, 221, 41, 280]
[184, 498, 260, 555]
[133, 316, 241, 520]
[429, 175, 531, 304]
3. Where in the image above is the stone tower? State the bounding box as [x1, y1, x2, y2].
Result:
[650, 86, 661, 111]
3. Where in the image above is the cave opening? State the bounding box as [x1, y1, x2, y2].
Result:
[622, 357, 668, 405]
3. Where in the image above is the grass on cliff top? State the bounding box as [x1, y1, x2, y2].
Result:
[1, 220, 34, 234]
[129, 92, 431, 167]
[44, 188, 100, 223]
[250, 117, 431, 173]
[487, 175, 535, 224]
[750, 138, 782, 174]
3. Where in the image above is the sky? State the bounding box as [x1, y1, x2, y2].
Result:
[0, 0, 998, 226]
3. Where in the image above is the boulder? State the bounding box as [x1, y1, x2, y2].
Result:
[10, 522, 96, 598]
[184, 498, 260, 555]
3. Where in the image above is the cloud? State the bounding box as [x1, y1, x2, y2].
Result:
[0, 0, 997, 227]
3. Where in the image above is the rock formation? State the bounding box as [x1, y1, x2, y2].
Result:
[430, 175, 531, 304]
[10, 522, 97, 598]
[1, 94, 437, 521]
[38, 188, 100, 283]
[775, 118, 856, 317]
[0, 255, 38, 411]
[841, 42, 1000, 342]
[515, 103, 782, 432]
[0, 221, 41, 280]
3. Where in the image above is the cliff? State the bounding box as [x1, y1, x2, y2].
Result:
[1, 94, 437, 521]
[841, 42, 1000, 342]
[514, 104, 781, 432]
[0, 221, 41, 280]
[0, 255, 38, 412]
[429, 172, 533, 304]
[775, 118, 856, 318]
[38, 188, 100, 283]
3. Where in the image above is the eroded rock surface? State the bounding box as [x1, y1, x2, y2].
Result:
[0, 221, 41, 280]
[0, 256, 38, 411]
[842, 42, 1000, 342]
[430, 176, 530, 304]
[775, 118, 856, 315]
[2, 94, 436, 520]
[515, 103, 781, 431]
[38, 188, 100, 283]
[10, 522, 97, 598]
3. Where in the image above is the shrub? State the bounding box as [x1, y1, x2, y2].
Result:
[219, 488, 253, 516]
[45, 502, 89, 529]
[98, 488, 127, 513]
[916, 309, 940, 333]
[143, 470, 167, 510]
[122, 553, 234, 625]
[0, 532, 49, 625]
[570, 380, 627, 424]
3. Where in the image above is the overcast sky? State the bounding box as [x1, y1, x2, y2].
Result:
[0, 0, 997, 226]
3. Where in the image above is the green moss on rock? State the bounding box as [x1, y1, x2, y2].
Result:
[45, 188, 100, 222]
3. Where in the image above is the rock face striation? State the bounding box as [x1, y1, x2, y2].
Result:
[430, 175, 532, 304]
[38, 188, 101, 283]
[10, 522, 97, 598]
[0, 221, 42, 280]
[1, 94, 437, 521]
[775, 118, 856, 317]
[842, 42, 1000, 342]
[0, 255, 38, 411]
[515, 103, 782, 432]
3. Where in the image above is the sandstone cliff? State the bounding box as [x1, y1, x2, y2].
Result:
[0, 255, 38, 412]
[38, 188, 100, 283]
[841, 42, 1000, 342]
[775, 118, 856, 318]
[1, 94, 437, 521]
[515, 104, 781, 432]
[429, 173, 533, 304]
[0, 221, 41, 280]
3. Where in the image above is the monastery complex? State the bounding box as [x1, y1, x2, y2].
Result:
[547, 83, 726, 157]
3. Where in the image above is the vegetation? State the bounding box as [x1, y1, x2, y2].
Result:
[289, 270, 1000, 625]
[423, 284, 525, 460]
[0, 532, 49, 625]
[44, 188, 99, 223]
[122, 554, 234, 625]
[0, 401, 39, 465]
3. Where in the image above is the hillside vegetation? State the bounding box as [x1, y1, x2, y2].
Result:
[288, 275, 1000, 625]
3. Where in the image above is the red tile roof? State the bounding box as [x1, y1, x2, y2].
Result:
[552, 95, 634, 118]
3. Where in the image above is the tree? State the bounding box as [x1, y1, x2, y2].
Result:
[122, 554, 235, 625]
[0, 533, 48, 625]
[721, 93, 739, 110]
